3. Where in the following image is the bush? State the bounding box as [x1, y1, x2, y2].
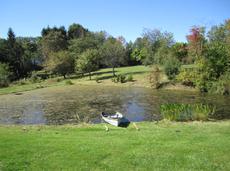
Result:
[65, 80, 74, 85]
[176, 68, 196, 87]
[30, 70, 51, 83]
[209, 72, 230, 95]
[15, 79, 29, 85]
[160, 103, 215, 121]
[0, 63, 10, 88]
[111, 74, 126, 83]
[149, 65, 161, 89]
[95, 76, 101, 83]
[126, 74, 134, 82]
[164, 57, 181, 80]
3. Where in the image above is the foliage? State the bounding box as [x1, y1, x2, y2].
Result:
[203, 42, 229, 78]
[100, 37, 126, 76]
[0, 63, 10, 87]
[68, 23, 89, 39]
[149, 65, 161, 88]
[143, 29, 175, 65]
[75, 49, 100, 80]
[176, 67, 197, 87]
[209, 72, 230, 95]
[171, 42, 189, 63]
[30, 71, 42, 83]
[68, 34, 102, 57]
[111, 74, 126, 83]
[41, 28, 68, 57]
[45, 51, 75, 78]
[65, 79, 74, 85]
[6, 28, 24, 79]
[160, 103, 215, 121]
[186, 26, 206, 60]
[126, 74, 134, 82]
[95, 76, 100, 83]
[163, 56, 181, 80]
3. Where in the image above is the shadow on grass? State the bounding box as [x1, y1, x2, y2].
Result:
[68, 70, 148, 81]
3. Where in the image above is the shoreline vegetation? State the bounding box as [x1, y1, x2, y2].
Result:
[0, 121, 229, 170]
[0, 65, 197, 95]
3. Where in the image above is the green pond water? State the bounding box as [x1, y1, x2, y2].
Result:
[0, 85, 229, 124]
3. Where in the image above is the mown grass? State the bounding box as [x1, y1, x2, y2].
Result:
[0, 65, 152, 95]
[0, 121, 229, 171]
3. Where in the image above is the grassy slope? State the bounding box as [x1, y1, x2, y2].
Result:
[0, 121, 229, 171]
[0, 66, 153, 95]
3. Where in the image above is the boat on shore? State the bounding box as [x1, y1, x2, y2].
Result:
[101, 112, 130, 127]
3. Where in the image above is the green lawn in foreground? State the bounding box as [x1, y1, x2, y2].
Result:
[0, 121, 229, 171]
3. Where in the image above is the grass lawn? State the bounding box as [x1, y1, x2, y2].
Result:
[0, 121, 229, 170]
[0, 65, 153, 95]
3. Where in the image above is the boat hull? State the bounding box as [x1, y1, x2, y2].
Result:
[101, 112, 130, 127]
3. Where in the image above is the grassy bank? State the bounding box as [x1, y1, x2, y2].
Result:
[0, 121, 229, 170]
[0, 66, 153, 95]
[0, 65, 196, 95]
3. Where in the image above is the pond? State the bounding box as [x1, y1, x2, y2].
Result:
[0, 85, 229, 124]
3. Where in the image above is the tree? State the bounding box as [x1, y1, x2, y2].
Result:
[100, 37, 126, 76]
[204, 42, 229, 79]
[0, 63, 10, 87]
[75, 49, 100, 80]
[45, 51, 74, 78]
[68, 23, 89, 39]
[41, 27, 68, 58]
[171, 42, 188, 64]
[163, 55, 181, 80]
[133, 29, 175, 65]
[131, 37, 152, 65]
[0, 39, 8, 63]
[125, 41, 139, 66]
[186, 26, 206, 60]
[68, 36, 99, 56]
[6, 28, 24, 79]
[17, 37, 41, 74]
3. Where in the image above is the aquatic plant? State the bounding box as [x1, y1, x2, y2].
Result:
[160, 103, 215, 121]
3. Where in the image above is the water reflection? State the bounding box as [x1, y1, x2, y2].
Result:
[0, 85, 229, 124]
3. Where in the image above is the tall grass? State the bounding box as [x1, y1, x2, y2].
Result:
[160, 103, 215, 121]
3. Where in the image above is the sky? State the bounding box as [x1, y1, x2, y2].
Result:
[0, 0, 229, 42]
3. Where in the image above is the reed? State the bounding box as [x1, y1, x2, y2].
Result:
[160, 103, 215, 121]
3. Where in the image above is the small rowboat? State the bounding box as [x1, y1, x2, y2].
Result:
[101, 112, 130, 127]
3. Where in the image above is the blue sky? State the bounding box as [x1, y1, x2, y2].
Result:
[0, 0, 229, 42]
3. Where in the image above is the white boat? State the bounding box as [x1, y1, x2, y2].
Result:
[101, 112, 130, 127]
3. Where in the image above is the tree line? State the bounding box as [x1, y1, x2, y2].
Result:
[0, 20, 230, 94]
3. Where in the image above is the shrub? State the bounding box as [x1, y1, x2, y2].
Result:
[0, 63, 10, 88]
[126, 74, 134, 82]
[164, 57, 181, 80]
[30, 70, 51, 83]
[16, 79, 28, 85]
[149, 65, 161, 89]
[176, 68, 196, 87]
[209, 72, 230, 95]
[111, 74, 126, 83]
[160, 103, 215, 121]
[95, 76, 101, 83]
[65, 80, 74, 85]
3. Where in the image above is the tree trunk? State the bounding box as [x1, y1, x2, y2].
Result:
[89, 72, 91, 80]
[63, 74, 66, 79]
[112, 67, 115, 76]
